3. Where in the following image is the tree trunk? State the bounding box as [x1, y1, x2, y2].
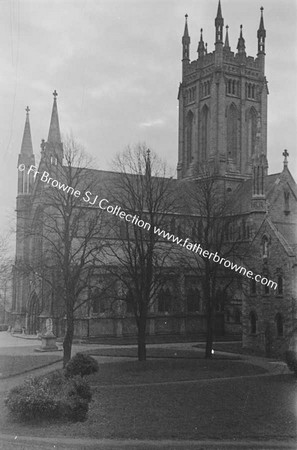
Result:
[137, 317, 147, 361]
[63, 316, 74, 366]
[205, 300, 214, 359]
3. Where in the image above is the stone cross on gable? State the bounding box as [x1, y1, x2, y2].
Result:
[25, 106, 30, 114]
[283, 149, 289, 168]
[53, 90, 58, 98]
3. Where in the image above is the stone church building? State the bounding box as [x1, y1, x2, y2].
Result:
[11, 2, 297, 355]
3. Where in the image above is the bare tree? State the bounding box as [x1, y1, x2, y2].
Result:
[19, 138, 108, 365]
[102, 144, 176, 361]
[181, 172, 251, 358]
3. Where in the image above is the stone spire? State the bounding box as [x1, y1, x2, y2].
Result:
[215, 0, 224, 44]
[224, 25, 230, 51]
[47, 90, 61, 144]
[197, 28, 206, 58]
[17, 107, 35, 194]
[257, 6, 266, 54]
[20, 106, 34, 157]
[237, 24, 246, 55]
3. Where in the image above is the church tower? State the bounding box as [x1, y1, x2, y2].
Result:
[177, 2, 268, 184]
[13, 107, 36, 325]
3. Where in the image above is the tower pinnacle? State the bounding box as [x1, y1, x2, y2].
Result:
[215, 0, 224, 44]
[182, 14, 190, 62]
[224, 25, 230, 51]
[197, 28, 206, 58]
[257, 6, 266, 54]
[237, 24, 246, 55]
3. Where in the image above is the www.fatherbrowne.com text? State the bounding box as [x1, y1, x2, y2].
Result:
[20, 165, 277, 290]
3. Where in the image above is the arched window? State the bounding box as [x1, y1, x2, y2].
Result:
[227, 103, 238, 163]
[186, 111, 194, 168]
[250, 278, 257, 295]
[261, 235, 269, 259]
[92, 288, 102, 314]
[158, 288, 171, 313]
[234, 309, 241, 324]
[187, 288, 200, 312]
[275, 313, 283, 337]
[284, 190, 290, 215]
[277, 275, 283, 295]
[125, 289, 134, 314]
[250, 311, 257, 334]
[201, 105, 209, 162]
[247, 108, 257, 158]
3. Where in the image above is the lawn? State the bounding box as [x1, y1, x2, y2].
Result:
[1, 357, 296, 441]
[0, 354, 62, 378]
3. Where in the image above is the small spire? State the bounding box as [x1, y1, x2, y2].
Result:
[216, 0, 223, 19]
[283, 149, 289, 169]
[183, 14, 189, 38]
[47, 90, 61, 144]
[237, 24, 246, 55]
[182, 14, 190, 62]
[224, 25, 230, 50]
[197, 28, 206, 58]
[20, 106, 33, 156]
[215, 0, 224, 44]
[257, 6, 266, 54]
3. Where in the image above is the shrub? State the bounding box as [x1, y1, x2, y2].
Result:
[285, 350, 297, 375]
[5, 370, 92, 422]
[0, 324, 8, 331]
[64, 352, 99, 378]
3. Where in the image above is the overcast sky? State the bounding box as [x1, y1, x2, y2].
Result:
[0, 0, 296, 242]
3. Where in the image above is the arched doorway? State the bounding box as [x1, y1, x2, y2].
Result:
[27, 293, 41, 334]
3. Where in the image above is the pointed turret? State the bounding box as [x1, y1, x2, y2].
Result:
[197, 28, 206, 58]
[237, 25, 246, 56]
[257, 7, 266, 73]
[182, 14, 190, 78]
[17, 107, 35, 194]
[224, 25, 230, 51]
[257, 6, 266, 54]
[214, 1, 224, 66]
[182, 14, 190, 61]
[41, 91, 63, 166]
[215, 0, 224, 44]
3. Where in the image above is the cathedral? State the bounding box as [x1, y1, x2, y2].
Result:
[11, 2, 297, 355]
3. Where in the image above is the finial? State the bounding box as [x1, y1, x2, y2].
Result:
[226, 25, 229, 30]
[185, 14, 188, 22]
[147, 148, 151, 157]
[25, 106, 30, 114]
[260, 6, 264, 14]
[53, 90, 58, 99]
[283, 149, 289, 168]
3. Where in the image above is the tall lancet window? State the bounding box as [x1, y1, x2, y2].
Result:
[247, 107, 257, 158]
[201, 105, 209, 162]
[186, 111, 194, 168]
[227, 103, 238, 162]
